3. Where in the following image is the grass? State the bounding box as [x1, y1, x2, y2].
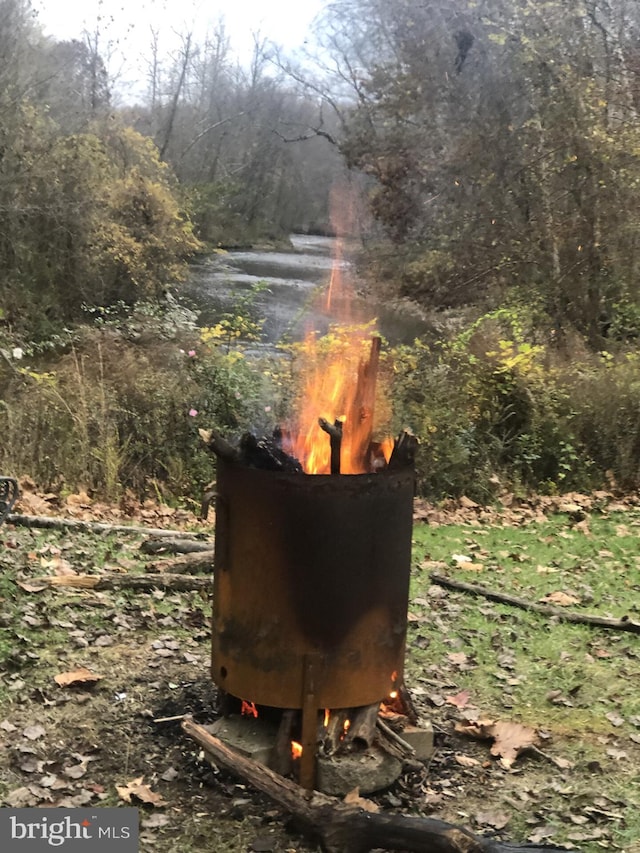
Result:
[407, 509, 640, 850]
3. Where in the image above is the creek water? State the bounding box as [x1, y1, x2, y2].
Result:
[185, 234, 431, 349]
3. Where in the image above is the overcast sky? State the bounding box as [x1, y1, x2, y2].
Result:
[34, 0, 326, 95]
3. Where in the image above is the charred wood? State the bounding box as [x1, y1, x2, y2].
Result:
[198, 427, 240, 463]
[388, 431, 419, 470]
[318, 418, 343, 474]
[346, 336, 381, 466]
[342, 703, 380, 750]
[322, 709, 351, 755]
[239, 433, 303, 473]
[272, 709, 297, 777]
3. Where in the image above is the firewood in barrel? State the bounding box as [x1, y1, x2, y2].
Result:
[318, 418, 343, 474]
[387, 430, 419, 471]
[239, 432, 303, 473]
[199, 427, 240, 463]
[272, 709, 297, 777]
[345, 336, 381, 469]
[321, 709, 352, 755]
[341, 703, 381, 750]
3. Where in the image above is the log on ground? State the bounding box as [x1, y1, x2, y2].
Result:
[182, 718, 571, 853]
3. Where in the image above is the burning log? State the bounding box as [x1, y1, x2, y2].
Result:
[318, 418, 343, 474]
[183, 718, 572, 853]
[322, 709, 352, 754]
[346, 336, 381, 468]
[342, 703, 380, 750]
[272, 710, 297, 777]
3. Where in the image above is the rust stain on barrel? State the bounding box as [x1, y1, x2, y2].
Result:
[211, 458, 414, 709]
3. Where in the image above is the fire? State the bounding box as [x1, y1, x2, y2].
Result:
[283, 183, 393, 475]
[291, 740, 303, 759]
[241, 700, 258, 718]
[343, 718, 351, 735]
[323, 709, 330, 728]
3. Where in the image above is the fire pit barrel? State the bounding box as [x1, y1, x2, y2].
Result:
[212, 458, 415, 710]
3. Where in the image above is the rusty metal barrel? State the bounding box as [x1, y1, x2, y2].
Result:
[211, 458, 415, 710]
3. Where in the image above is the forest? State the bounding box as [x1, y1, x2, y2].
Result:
[2, 0, 640, 501]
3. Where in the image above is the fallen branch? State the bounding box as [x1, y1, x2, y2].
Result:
[430, 572, 640, 634]
[182, 718, 570, 853]
[140, 537, 214, 555]
[146, 551, 214, 575]
[7, 513, 204, 539]
[27, 573, 213, 593]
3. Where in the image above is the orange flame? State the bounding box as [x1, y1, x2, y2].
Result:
[323, 709, 330, 728]
[241, 700, 258, 718]
[291, 740, 303, 759]
[284, 184, 392, 475]
[288, 328, 381, 474]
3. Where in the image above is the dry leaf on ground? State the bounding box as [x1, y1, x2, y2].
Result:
[455, 718, 539, 768]
[54, 668, 104, 687]
[343, 788, 379, 813]
[539, 591, 581, 607]
[116, 777, 165, 806]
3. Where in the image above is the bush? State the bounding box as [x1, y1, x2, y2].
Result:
[0, 315, 277, 502]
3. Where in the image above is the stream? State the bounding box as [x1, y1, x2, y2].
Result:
[184, 235, 431, 349]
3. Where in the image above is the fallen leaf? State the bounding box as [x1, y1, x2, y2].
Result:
[343, 788, 380, 813]
[539, 591, 581, 607]
[15, 581, 49, 592]
[54, 668, 103, 687]
[455, 718, 538, 768]
[528, 826, 557, 844]
[5, 787, 38, 807]
[141, 814, 170, 830]
[249, 838, 275, 853]
[489, 720, 539, 767]
[454, 753, 480, 767]
[160, 767, 179, 782]
[64, 764, 87, 779]
[446, 689, 472, 709]
[447, 651, 469, 667]
[475, 810, 510, 830]
[458, 561, 484, 572]
[22, 724, 46, 741]
[116, 777, 165, 806]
